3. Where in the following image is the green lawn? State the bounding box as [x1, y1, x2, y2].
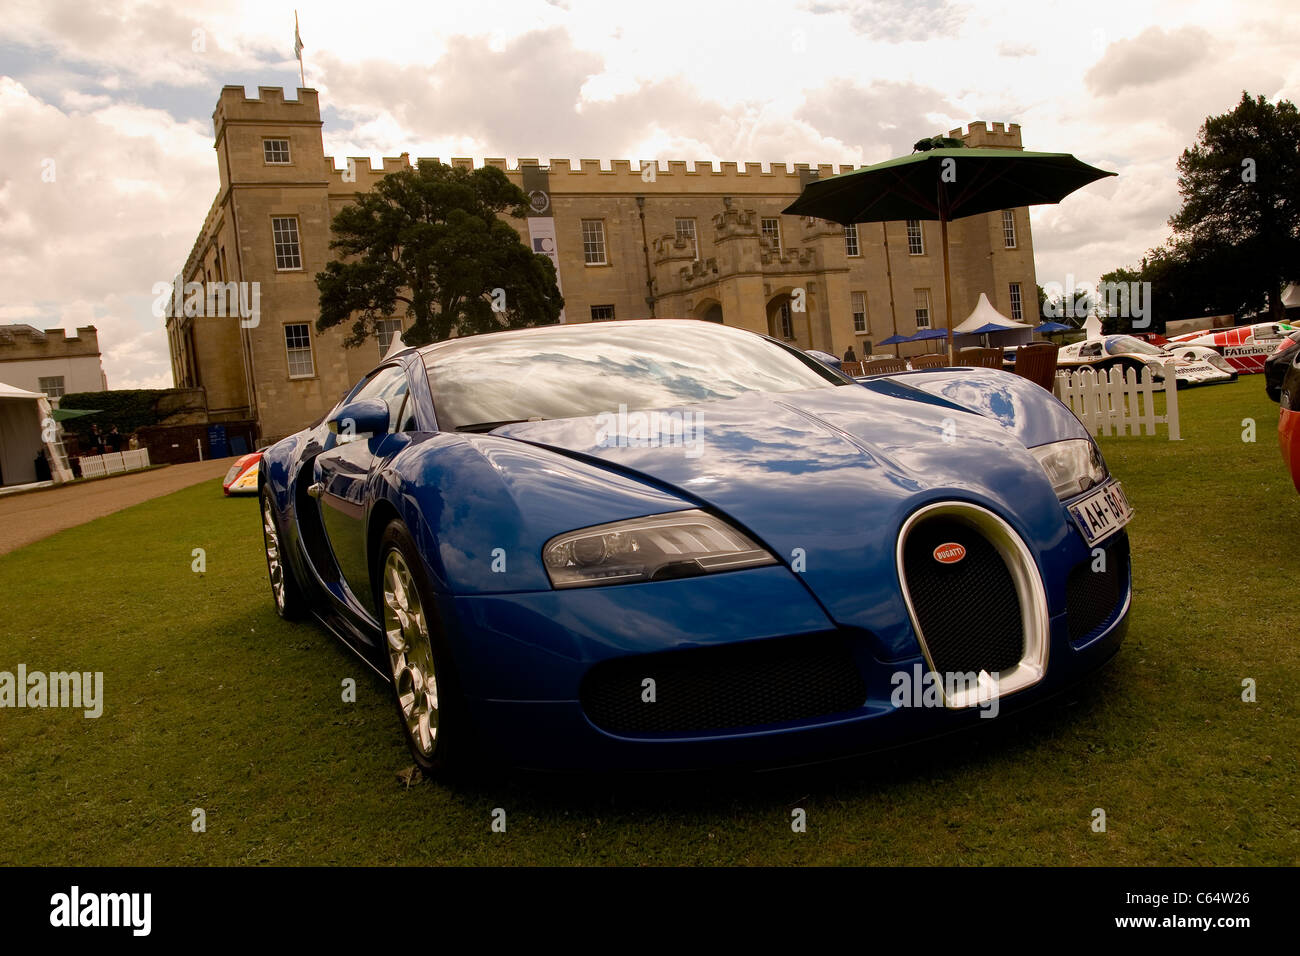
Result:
[0, 378, 1296, 865]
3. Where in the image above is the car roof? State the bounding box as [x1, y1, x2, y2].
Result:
[414, 319, 786, 369]
[414, 318, 743, 359]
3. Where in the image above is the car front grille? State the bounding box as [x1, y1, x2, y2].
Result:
[580, 634, 866, 736]
[1066, 541, 1126, 643]
[900, 515, 1024, 678]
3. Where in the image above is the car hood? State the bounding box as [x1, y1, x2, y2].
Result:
[495, 386, 1072, 658]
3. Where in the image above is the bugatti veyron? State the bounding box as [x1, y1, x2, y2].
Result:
[257, 320, 1132, 774]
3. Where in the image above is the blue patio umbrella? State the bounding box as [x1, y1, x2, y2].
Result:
[878, 333, 910, 345]
[959, 322, 1008, 336]
[1034, 321, 1073, 333]
[907, 327, 948, 353]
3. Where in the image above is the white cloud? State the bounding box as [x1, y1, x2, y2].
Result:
[2, 0, 1299, 389]
[0, 77, 214, 388]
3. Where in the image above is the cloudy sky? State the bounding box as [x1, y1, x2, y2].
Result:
[1, 0, 1296, 387]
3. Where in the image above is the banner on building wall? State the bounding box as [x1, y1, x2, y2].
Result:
[522, 165, 566, 324]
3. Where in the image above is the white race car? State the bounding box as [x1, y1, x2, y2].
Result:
[1057, 335, 1236, 388]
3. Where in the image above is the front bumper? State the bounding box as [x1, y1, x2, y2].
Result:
[444, 530, 1131, 772]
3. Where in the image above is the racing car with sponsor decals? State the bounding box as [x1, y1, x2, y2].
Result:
[1057, 335, 1235, 388]
[1167, 322, 1296, 374]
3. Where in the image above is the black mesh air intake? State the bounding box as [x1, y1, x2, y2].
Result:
[580, 634, 865, 736]
[901, 516, 1024, 676]
[1065, 543, 1125, 643]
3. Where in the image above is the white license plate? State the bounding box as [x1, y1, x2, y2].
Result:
[1068, 480, 1134, 546]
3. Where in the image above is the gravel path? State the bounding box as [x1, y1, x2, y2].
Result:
[0, 459, 234, 556]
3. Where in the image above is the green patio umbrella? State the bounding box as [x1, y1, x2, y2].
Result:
[784, 145, 1116, 362]
[50, 407, 100, 421]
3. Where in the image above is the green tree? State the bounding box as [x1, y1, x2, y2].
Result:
[1169, 92, 1300, 321]
[1099, 239, 1256, 333]
[316, 161, 563, 347]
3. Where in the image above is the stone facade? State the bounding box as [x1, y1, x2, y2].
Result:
[0, 324, 107, 399]
[171, 86, 1038, 443]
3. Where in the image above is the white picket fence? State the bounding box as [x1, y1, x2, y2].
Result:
[1053, 362, 1181, 440]
[77, 448, 152, 478]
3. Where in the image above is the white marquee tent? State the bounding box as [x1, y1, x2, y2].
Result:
[0, 382, 72, 487]
[952, 293, 1034, 346]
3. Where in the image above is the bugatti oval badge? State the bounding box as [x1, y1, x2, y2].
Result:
[933, 543, 966, 564]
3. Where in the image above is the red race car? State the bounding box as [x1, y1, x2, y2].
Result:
[1167, 322, 1294, 374]
[222, 451, 262, 496]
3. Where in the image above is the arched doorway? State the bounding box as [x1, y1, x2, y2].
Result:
[693, 299, 724, 324]
[766, 293, 797, 343]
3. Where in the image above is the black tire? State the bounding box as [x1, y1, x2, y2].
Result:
[375, 520, 471, 777]
[261, 487, 307, 620]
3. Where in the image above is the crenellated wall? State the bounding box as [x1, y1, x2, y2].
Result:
[174, 86, 1039, 443]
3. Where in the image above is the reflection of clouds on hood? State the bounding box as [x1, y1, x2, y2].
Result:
[501, 382, 1036, 518]
[933, 379, 1025, 431]
[424, 322, 841, 428]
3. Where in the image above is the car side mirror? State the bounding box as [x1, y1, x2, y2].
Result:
[329, 398, 390, 440]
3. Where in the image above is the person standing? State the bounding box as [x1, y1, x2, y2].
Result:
[843, 345, 858, 363]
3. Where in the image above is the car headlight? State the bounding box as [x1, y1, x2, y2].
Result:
[542, 509, 776, 589]
[1029, 439, 1108, 500]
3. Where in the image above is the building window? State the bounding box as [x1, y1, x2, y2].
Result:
[844, 223, 860, 257]
[777, 301, 793, 338]
[377, 317, 404, 356]
[263, 139, 291, 164]
[906, 220, 925, 256]
[761, 217, 782, 253]
[581, 219, 607, 265]
[590, 304, 616, 322]
[284, 323, 315, 378]
[1002, 209, 1017, 249]
[914, 289, 931, 329]
[38, 376, 65, 399]
[675, 218, 698, 259]
[1009, 282, 1023, 322]
[851, 292, 868, 333]
[272, 217, 302, 271]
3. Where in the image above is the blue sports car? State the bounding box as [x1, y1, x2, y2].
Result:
[258, 320, 1132, 774]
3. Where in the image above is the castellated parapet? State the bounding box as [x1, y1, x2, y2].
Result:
[174, 87, 1039, 445]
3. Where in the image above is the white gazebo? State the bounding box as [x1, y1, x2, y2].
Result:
[952, 293, 1035, 347]
[0, 382, 73, 487]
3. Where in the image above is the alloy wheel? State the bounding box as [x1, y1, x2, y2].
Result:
[263, 497, 285, 610]
[382, 549, 439, 756]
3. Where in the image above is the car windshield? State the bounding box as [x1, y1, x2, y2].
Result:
[1108, 336, 1166, 356]
[422, 321, 847, 430]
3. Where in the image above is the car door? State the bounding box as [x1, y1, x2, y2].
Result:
[312, 364, 413, 621]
